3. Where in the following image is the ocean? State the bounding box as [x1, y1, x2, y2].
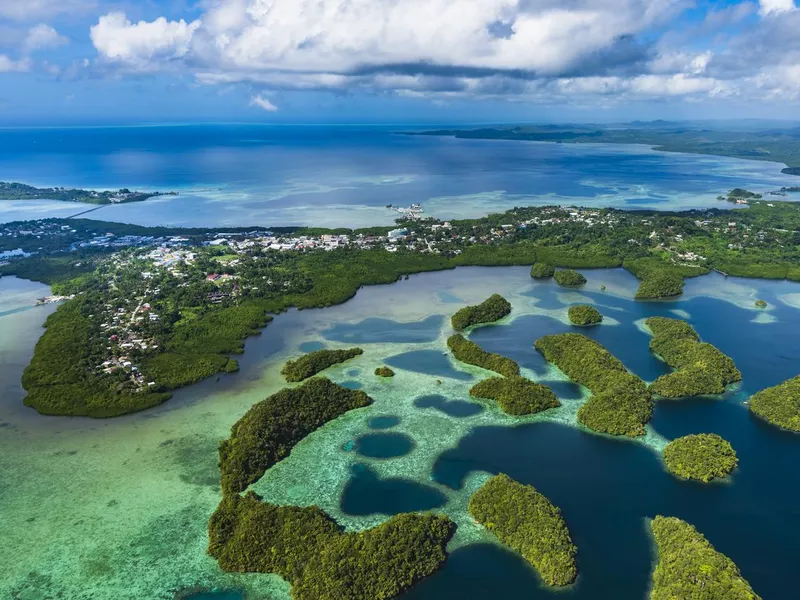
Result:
[0, 124, 797, 227]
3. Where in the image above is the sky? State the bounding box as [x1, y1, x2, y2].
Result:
[0, 0, 799, 124]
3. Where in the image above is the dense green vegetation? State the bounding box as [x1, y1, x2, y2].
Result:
[9, 191, 800, 416]
[469, 474, 577, 586]
[281, 348, 364, 382]
[553, 269, 587, 287]
[209, 492, 455, 600]
[663, 434, 738, 482]
[650, 516, 761, 600]
[755, 299, 768, 308]
[21, 298, 172, 417]
[470, 376, 560, 416]
[568, 305, 602, 326]
[646, 317, 741, 398]
[218, 378, 372, 494]
[375, 366, 395, 378]
[748, 375, 800, 432]
[530, 262, 555, 278]
[450, 294, 512, 330]
[535, 333, 653, 436]
[447, 334, 519, 377]
[0, 181, 174, 204]
[624, 257, 708, 300]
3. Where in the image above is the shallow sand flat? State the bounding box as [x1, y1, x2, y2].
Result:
[2, 266, 799, 599]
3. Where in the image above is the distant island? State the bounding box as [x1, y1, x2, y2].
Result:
[406, 124, 800, 176]
[0, 181, 177, 204]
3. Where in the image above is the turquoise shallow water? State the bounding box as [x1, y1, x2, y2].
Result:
[0, 124, 798, 227]
[1, 268, 800, 599]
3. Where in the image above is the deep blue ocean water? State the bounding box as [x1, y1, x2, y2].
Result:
[0, 124, 797, 227]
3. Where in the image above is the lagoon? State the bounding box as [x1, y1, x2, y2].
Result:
[0, 124, 798, 228]
[1, 267, 800, 599]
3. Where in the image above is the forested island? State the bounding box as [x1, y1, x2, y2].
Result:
[451, 294, 511, 330]
[535, 333, 653, 436]
[646, 317, 741, 398]
[470, 376, 560, 416]
[208, 494, 455, 600]
[568, 305, 602, 326]
[468, 474, 577, 586]
[530, 262, 555, 278]
[281, 348, 363, 382]
[0, 181, 176, 204]
[3, 193, 800, 417]
[748, 375, 800, 432]
[218, 378, 372, 494]
[663, 433, 738, 482]
[649, 516, 761, 599]
[209, 374, 455, 599]
[554, 269, 586, 287]
[447, 334, 519, 377]
[375, 366, 395, 378]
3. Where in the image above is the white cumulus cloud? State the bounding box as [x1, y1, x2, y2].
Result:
[82, 0, 800, 104]
[90, 12, 201, 71]
[0, 54, 30, 72]
[250, 94, 279, 111]
[759, 0, 796, 16]
[23, 24, 68, 53]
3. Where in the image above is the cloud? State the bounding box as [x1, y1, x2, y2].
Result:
[759, 0, 796, 16]
[84, 0, 800, 104]
[94, 1, 680, 76]
[90, 12, 201, 72]
[250, 93, 279, 111]
[0, 54, 30, 72]
[23, 24, 68, 53]
[0, 0, 96, 21]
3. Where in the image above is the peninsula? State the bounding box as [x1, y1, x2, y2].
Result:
[407, 124, 800, 176]
[0, 181, 177, 205]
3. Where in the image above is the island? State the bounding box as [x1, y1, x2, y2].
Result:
[568, 305, 602, 326]
[375, 366, 395, 378]
[535, 333, 653, 436]
[748, 375, 800, 432]
[4, 193, 800, 417]
[554, 269, 587, 287]
[468, 474, 577, 586]
[0, 181, 177, 204]
[755, 299, 768, 308]
[281, 348, 364, 382]
[470, 376, 560, 416]
[209, 493, 455, 600]
[447, 334, 519, 377]
[646, 317, 741, 398]
[451, 294, 512, 330]
[663, 433, 738, 482]
[218, 378, 372, 494]
[530, 262, 555, 278]
[649, 516, 761, 599]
